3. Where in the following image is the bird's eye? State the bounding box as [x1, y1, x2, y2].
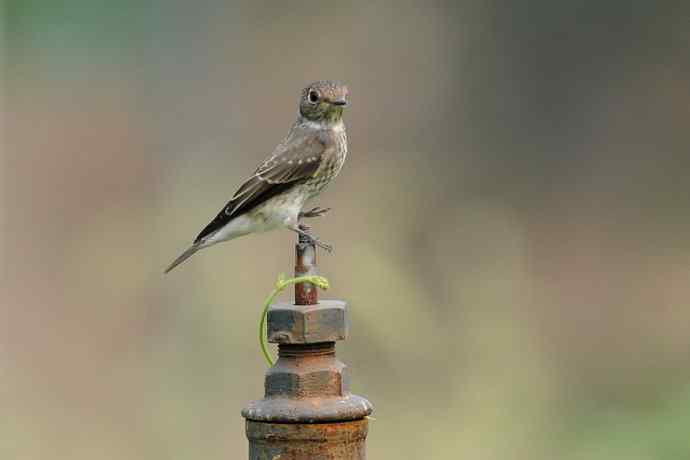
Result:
[308, 90, 319, 103]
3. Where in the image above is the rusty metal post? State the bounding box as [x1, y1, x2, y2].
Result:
[294, 232, 318, 305]
[242, 236, 373, 460]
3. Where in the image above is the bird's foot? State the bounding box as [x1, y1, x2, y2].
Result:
[299, 207, 331, 220]
[293, 224, 334, 253]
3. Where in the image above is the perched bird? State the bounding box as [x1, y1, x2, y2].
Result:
[164, 80, 349, 274]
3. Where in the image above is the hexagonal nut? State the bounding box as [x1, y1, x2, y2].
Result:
[267, 300, 348, 344]
[265, 358, 348, 398]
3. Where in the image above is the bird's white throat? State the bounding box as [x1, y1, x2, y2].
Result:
[301, 119, 345, 133]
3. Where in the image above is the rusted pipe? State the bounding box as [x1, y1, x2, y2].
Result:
[295, 231, 318, 305]
[246, 420, 368, 459]
[242, 236, 373, 459]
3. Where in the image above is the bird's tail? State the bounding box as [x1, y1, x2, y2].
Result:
[164, 244, 202, 274]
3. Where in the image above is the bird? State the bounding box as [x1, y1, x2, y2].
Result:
[164, 80, 349, 274]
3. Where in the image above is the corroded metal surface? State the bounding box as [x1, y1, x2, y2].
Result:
[242, 341, 373, 422]
[242, 394, 373, 424]
[266, 343, 343, 398]
[241, 235, 372, 459]
[246, 419, 368, 460]
[267, 300, 348, 344]
[295, 233, 318, 305]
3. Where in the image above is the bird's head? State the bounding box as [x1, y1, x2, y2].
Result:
[299, 80, 349, 124]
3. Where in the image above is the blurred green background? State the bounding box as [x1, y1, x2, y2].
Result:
[2, 1, 690, 459]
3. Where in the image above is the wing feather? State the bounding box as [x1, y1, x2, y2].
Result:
[194, 131, 326, 243]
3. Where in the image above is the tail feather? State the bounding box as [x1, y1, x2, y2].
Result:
[164, 244, 201, 274]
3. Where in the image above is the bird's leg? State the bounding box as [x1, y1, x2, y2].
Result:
[290, 223, 333, 253]
[299, 207, 331, 220]
[294, 208, 333, 252]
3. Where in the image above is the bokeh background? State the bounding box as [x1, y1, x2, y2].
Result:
[3, 1, 690, 458]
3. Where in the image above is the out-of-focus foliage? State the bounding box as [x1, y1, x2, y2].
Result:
[2, 1, 690, 459]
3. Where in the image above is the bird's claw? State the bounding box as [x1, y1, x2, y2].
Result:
[317, 241, 334, 253]
[304, 232, 334, 253]
[299, 207, 331, 219]
[294, 224, 334, 253]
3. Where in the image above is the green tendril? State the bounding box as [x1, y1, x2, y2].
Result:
[259, 274, 330, 366]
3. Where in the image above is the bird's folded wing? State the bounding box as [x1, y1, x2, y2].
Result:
[194, 134, 326, 243]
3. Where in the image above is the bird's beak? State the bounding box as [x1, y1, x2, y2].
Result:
[331, 99, 348, 107]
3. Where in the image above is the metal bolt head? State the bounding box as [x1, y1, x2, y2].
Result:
[268, 300, 348, 344]
[266, 357, 348, 398]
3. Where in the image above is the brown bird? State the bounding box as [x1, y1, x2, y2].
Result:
[165, 80, 349, 273]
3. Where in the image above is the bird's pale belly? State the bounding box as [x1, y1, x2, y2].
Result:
[206, 188, 306, 244]
[251, 191, 306, 231]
